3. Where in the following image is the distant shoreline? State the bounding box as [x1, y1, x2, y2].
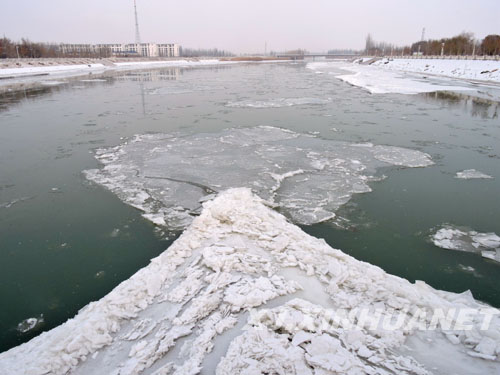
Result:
[0, 56, 293, 71]
[0, 57, 291, 94]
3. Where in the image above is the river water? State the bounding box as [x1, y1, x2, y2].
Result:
[1, 61, 499, 352]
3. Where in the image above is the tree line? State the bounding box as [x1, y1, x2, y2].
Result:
[179, 48, 234, 57]
[327, 49, 360, 55]
[0, 38, 236, 59]
[0, 37, 113, 58]
[365, 32, 500, 56]
[1, 37, 57, 58]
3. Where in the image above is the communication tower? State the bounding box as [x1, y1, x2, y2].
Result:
[134, 0, 142, 45]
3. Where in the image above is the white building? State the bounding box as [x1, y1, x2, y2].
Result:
[59, 43, 181, 57]
[157, 44, 180, 57]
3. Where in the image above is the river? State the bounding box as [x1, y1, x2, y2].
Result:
[1, 61, 499, 353]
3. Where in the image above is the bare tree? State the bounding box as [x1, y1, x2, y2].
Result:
[481, 35, 500, 56]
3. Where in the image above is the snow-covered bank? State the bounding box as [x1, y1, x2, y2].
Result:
[1, 188, 500, 375]
[308, 58, 500, 95]
[372, 58, 500, 83]
[308, 61, 472, 95]
[0, 63, 107, 77]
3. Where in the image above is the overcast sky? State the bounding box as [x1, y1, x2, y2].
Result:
[1, 0, 499, 53]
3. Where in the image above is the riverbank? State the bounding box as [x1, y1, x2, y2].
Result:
[371, 58, 500, 84]
[0, 57, 228, 71]
[307, 57, 500, 95]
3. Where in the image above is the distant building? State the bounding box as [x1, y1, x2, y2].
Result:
[59, 43, 180, 57]
[157, 44, 180, 57]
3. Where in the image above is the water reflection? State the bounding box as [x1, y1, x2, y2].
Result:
[0, 67, 185, 113]
[0, 86, 55, 113]
[116, 67, 181, 82]
[1, 64, 254, 114]
[421, 91, 499, 119]
[0, 78, 114, 113]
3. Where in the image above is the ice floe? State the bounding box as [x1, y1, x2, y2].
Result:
[0, 196, 32, 209]
[455, 169, 494, 179]
[1, 188, 499, 375]
[432, 225, 500, 262]
[226, 97, 331, 108]
[16, 315, 44, 334]
[84, 126, 433, 229]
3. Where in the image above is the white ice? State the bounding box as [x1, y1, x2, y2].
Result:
[226, 97, 331, 108]
[432, 225, 500, 263]
[0, 64, 106, 78]
[455, 169, 494, 180]
[307, 60, 482, 94]
[372, 58, 500, 84]
[1, 188, 499, 375]
[16, 315, 44, 334]
[84, 126, 433, 229]
[335, 65, 470, 95]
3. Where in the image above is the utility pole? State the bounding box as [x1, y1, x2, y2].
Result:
[16, 45, 20, 59]
[441, 42, 444, 57]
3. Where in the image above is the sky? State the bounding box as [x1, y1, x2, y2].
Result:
[1, 0, 499, 53]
